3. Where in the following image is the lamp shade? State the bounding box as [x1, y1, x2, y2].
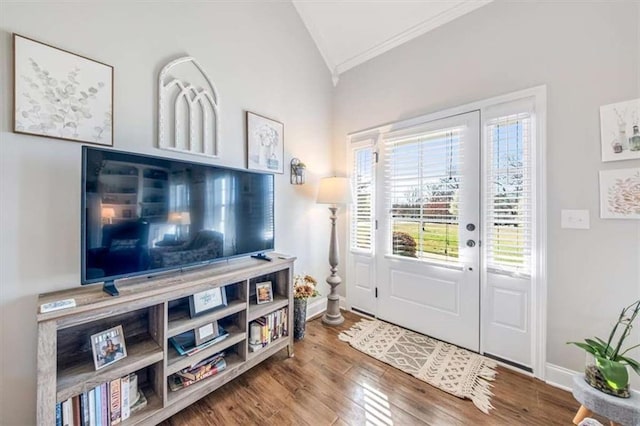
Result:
[316, 177, 352, 205]
[168, 211, 191, 225]
[101, 207, 116, 219]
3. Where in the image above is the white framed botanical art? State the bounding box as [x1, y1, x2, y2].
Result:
[13, 33, 113, 146]
[246, 111, 284, 174]
[599, 168, 640, 219]
[600, 98, 640, 162]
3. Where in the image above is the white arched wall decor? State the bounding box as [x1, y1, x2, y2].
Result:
[158, 56, 220, 158]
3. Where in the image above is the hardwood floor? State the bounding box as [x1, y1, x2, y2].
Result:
[160, 311, 591, 426]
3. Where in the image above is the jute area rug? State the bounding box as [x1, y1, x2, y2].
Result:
[338, 319, 497, 414]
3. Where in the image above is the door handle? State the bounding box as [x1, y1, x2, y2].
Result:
[466, 223, 476, 231]
[466, 239, 476, 248]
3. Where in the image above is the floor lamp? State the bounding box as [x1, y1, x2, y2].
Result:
[316, 176, 352, 326]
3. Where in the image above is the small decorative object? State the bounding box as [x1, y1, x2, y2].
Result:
[13, 34, 113, 146]
[91, 325, 127, 370]
[249, 321, 262, 352]
[600, 98, 640, 162]
[599, 168, 640, 219]
[189, 287, 227, 318]
[194, 321, 219, 346]
[629, 125, 640, 151]
[290, 158, 306, 185]
[246, 111, 284, 173]
[293, 274, 319, 340]
[568, 299, 640, 398]
[158, 56, 219, 158]
[256, 281, 273, 305]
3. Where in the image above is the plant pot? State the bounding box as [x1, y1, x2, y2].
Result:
[293, 298, 307, 340]
[585, 355, 630, 398]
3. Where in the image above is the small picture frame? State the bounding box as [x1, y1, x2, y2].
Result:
[91, 325, 127, 371]
[194, 321, 220, 346]
[122, 209, 132, 218]
[189, 287, 227, 318]
[256, 281, 273, 305]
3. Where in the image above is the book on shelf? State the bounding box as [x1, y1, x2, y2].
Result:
[249, 307, 288, 351]
[175, 351, 226, 381]
[168, 357, 227, 392]
[109, 377, 121, 425]
[121, 374, 130, 421]
[169, 326, 228, 357]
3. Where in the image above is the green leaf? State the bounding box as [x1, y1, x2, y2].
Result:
[585, 339, 610, 357]
[595, 356, 629, 389]
[568, 342, 598, 355]
[619, 356, 640, 376]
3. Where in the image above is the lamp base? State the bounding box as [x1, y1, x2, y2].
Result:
[321, 310, 344, 326]
[322, 277, 344, 326]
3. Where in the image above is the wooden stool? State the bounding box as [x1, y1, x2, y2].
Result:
[571, 374, 640, 426]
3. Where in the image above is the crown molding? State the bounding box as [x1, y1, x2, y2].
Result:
[336, 1, 492, 76]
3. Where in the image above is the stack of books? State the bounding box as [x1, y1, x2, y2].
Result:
[55, 373, 147, 426]
[169, 327, 229, 357]
[249, 307, 288, 351]
[168, 352, 227, 391]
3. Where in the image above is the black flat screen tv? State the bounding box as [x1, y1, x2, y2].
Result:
[82, 147, 274, 294]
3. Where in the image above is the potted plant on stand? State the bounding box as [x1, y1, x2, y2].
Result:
[293, 274, 319, 340]
[568, 299, 640, 398]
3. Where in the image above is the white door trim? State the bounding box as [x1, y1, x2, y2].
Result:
[346, 85, 548, 379]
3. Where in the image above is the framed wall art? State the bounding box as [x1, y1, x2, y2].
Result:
[13, 33, 113, 146]
[599, 168, 640, 219]
[246, 111, 284, 173]
[600, 98, 640, 162]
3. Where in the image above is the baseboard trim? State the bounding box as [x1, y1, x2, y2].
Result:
[545, 363, 578, 392]
[306, 297, 327, 320]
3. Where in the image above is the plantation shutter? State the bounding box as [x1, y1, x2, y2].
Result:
[350, 145, 375, 253]
[384, 126, 464, 263]
[485, 101, 534, 274]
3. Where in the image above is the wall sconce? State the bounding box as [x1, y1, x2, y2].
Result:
[290, 158, 306, 185]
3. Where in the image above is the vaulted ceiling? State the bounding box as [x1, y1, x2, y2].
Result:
[293, 0, 492, 82]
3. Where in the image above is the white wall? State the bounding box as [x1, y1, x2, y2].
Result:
[0, 3, 332, 424]
[333, 0, 640, 378]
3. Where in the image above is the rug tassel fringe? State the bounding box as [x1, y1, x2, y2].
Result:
[469, 361, 497, 414]
[338, 319, 372, 342]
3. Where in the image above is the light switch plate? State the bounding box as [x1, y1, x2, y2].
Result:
[561, 209, 590, 229]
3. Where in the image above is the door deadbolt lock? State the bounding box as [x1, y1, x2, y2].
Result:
[466, 239, 476, 248]
[466, 223, 476, 231]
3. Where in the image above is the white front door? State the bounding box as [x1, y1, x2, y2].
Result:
[376, 111, 481, 351]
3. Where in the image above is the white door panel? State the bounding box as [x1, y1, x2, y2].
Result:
[377, 111, 480, 352]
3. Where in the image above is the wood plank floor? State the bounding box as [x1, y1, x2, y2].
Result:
[160, 311, 592, 426]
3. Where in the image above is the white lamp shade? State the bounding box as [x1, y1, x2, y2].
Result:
[168, 211, 191, 225]
[316, 177, 352, 205]
[101, 207, 116, 219]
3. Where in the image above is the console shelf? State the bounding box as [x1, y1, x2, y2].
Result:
[36, 255, 295, 425]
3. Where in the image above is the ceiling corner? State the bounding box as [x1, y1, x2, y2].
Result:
[292, 1, 337, 76]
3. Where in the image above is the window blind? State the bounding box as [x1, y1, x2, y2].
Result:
[485, 112, 532, 274]
[350, 146, 375, 253]
[384, 127, 463, 262]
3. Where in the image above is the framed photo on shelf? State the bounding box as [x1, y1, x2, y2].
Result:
[13, 33, 114, 146]
[90, 325, 127, 371]
[189, 287, 227, 318]
[256, 281, 273, 305]
[246, 111, 284, 174]
[194, 321, 220, 346]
